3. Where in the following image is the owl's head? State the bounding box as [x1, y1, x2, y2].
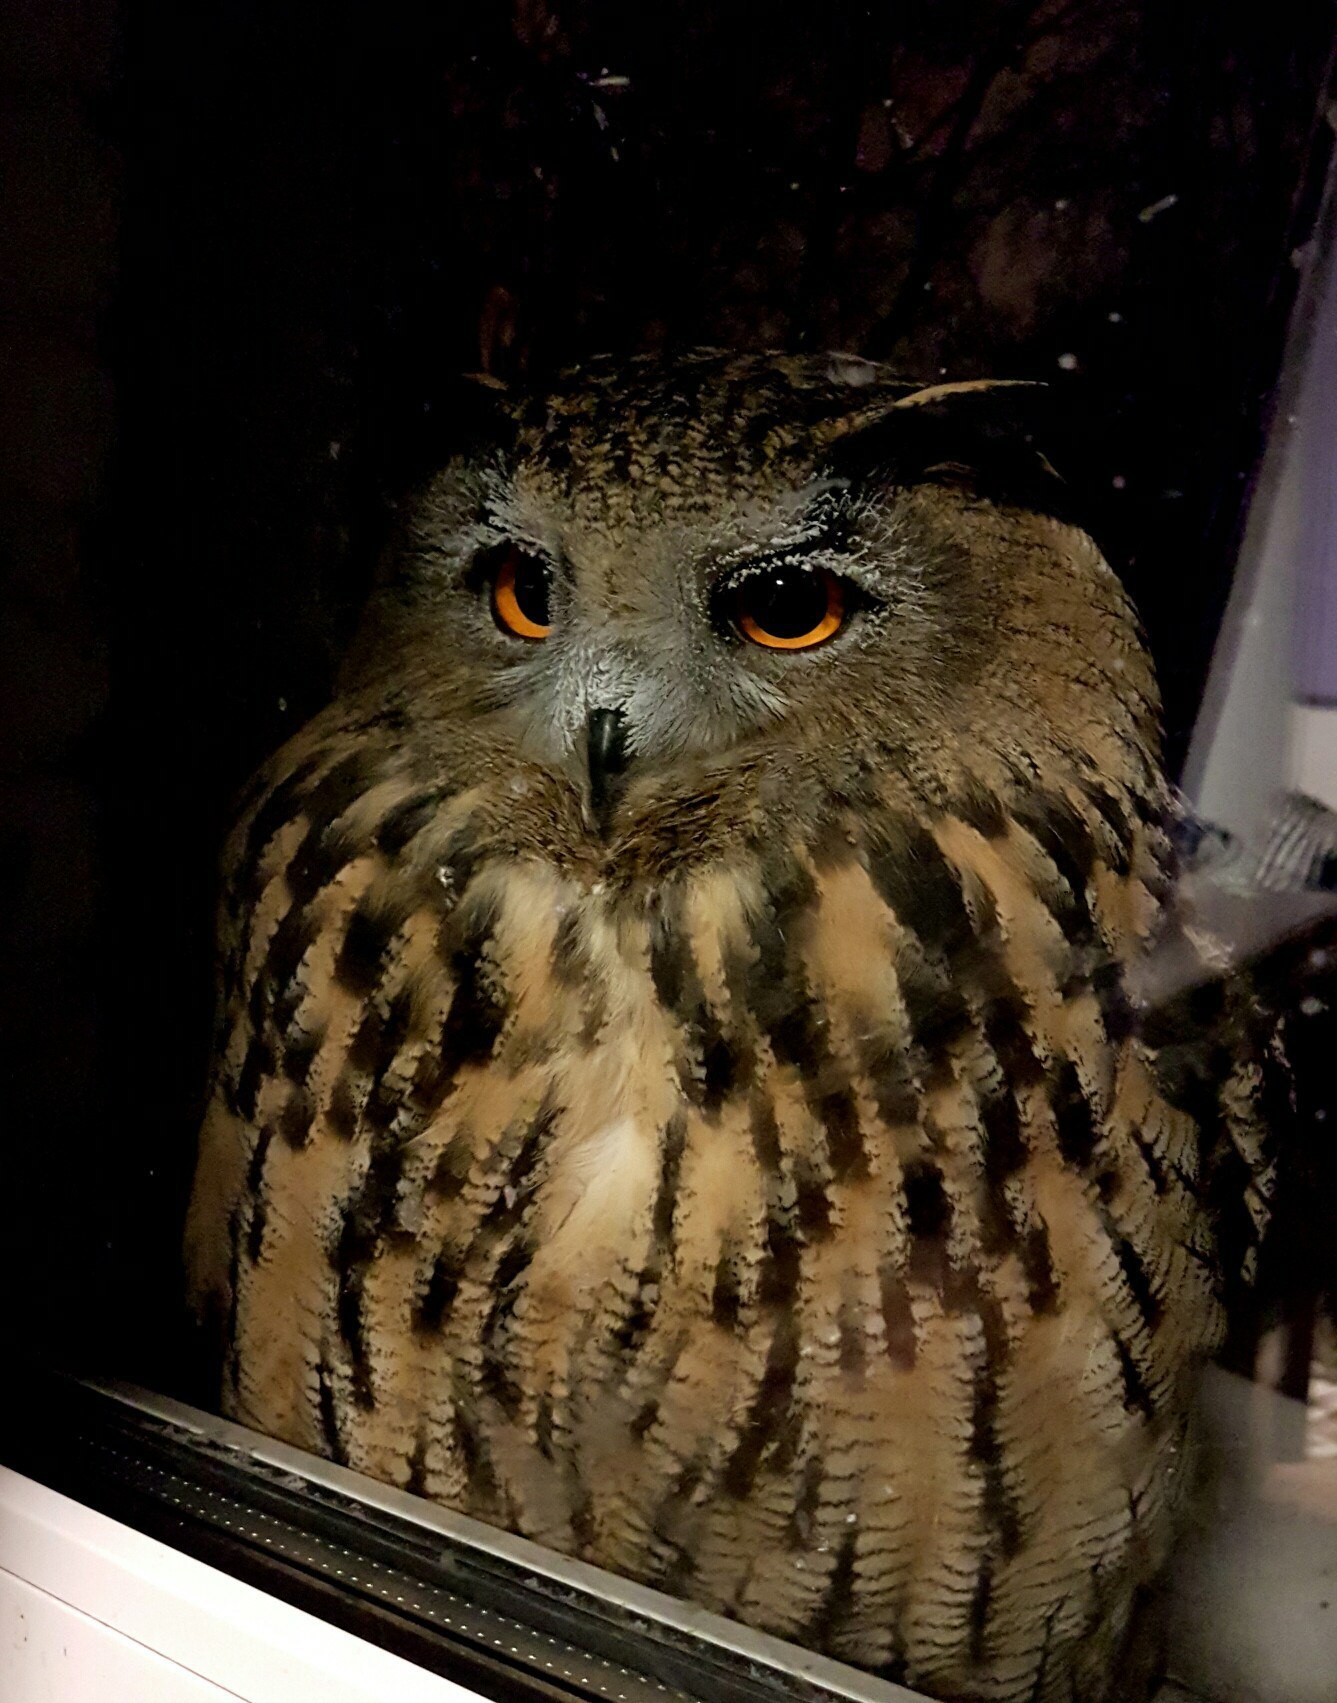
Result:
[341, 351, 1158, 874]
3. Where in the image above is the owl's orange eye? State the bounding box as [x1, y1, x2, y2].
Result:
[491, 547, 552, 640]
[732, 565, 845, 650]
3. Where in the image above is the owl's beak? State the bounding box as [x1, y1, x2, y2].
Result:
[585, 706, 630, 836]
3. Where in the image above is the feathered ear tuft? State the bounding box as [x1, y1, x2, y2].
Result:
[818, 377, 1076, 525]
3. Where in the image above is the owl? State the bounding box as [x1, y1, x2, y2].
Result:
[185, 350, 1288, 1703]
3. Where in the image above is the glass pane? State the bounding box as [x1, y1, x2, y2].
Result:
[3, 7, 1335, 1702]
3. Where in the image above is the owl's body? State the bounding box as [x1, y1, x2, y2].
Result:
[186, 353, 1280, 1703]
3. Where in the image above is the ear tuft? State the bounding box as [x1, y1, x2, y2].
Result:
[886, 377, 1045, 411]
[819, 377, 1074, 524]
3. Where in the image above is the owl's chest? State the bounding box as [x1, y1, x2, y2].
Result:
[401, 856, 1215, 1450]
[206, 784, 1245, 1703]
[393, 914, 1216, 1702]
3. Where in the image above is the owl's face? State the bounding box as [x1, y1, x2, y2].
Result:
[341, 351, 1155, 873]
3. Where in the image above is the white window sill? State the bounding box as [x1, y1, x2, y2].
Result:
[0, 1466, 481, 1703]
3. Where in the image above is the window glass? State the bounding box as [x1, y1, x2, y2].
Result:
[2, 8, 1335, 1702]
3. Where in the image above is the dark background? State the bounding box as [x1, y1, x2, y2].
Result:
[2, 1, 1335, 1386]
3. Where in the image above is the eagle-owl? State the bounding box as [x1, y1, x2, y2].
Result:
[185, 351, 1284, 1703]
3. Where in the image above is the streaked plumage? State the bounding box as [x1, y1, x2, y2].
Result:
[185, 351, 1286, 1703]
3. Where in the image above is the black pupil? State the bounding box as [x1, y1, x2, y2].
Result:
[741, 567, 827, 638]
[509, 552, 550, 627]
